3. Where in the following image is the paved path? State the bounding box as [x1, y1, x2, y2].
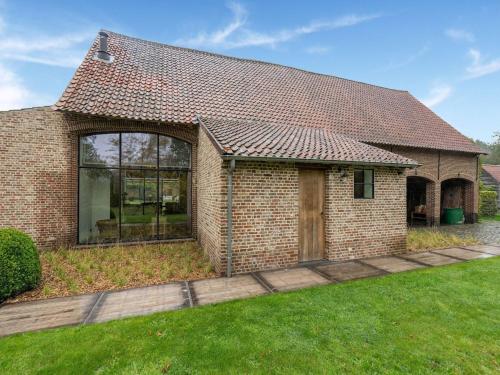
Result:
[0, 244, 498, 337]
[437, 221, 500, 244]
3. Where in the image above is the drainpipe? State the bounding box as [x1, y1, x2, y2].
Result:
[226, 158, 236, 277]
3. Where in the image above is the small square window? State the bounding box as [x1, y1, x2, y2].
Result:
[354, 169, 374, 199]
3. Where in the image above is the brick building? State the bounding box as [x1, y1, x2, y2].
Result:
[0, 31, 484, 275]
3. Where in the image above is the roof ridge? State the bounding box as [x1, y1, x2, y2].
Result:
[0, 105, 52, 113]
[103, 29, 408, 93]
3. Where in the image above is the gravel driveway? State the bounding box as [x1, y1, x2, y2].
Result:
[437, 221, 500, 244]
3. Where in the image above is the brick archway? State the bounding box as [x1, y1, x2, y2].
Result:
[407, 176, 437, 226]
[440, 177, 475, 224]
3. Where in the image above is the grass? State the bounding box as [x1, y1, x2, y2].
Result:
[0, 258, 499, 374]
[8, 242, 214, 303]
[480, 213, 500, 222]
[407, 227, 479, 251]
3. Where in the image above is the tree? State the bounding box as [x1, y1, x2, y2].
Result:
[475, 132, 500, 165]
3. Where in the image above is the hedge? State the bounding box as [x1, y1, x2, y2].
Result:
[0, 228, 41, 302]
[479, 190, 498, 217]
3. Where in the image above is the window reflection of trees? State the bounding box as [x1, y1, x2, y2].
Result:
[79, 132, 191, 244]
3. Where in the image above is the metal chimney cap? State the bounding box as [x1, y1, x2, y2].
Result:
[95, 31, 113, 63]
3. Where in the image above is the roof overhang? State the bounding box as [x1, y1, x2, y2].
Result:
[220, 154, 419, 168]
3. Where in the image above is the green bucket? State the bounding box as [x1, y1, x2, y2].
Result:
[443, 208, 464, 225]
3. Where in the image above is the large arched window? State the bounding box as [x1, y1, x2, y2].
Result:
[78, 132, 191, 244]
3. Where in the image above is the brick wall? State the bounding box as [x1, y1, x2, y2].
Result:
[219, 162, 407, 274]
[228, 161, 299, 273]
[0, 107, 198, 249]
[197, 129, 225, 272]
[325, 166, 407, 261]
[378, 145, 479, 223]
[0, 106, 481, 273]
[0, 107, 75, 248]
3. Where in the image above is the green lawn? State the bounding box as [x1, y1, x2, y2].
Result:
[1, 258, 499, 374]
[480, 213, 500, 222]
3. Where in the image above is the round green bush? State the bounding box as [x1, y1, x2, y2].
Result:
[0, 228, 41, 302]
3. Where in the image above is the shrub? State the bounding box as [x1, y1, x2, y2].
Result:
[480, 190, 498, 217]
[0, 228, 41, 302]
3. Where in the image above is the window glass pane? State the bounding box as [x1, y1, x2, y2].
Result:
[159, 136, 191, 168]
[79, 132, 193, 244]
[364, 184, 374, 199]
[79, 168, 119, 243]
[354, 184, 364, 198]
[121, 133, 157, 168]
[158, 171, 191, 239]
[364, 169, 373, 183]
[80, 134, 119, 167]
[121, 170, 158, 241]
[354, 170, 364, 184]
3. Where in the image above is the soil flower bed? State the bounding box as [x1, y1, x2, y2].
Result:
[7, 241, 215, 303]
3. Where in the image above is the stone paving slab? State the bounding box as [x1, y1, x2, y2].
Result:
[192, 275, 267, 305]
[260, 267, 330, 291]
[399, 252, 460, 266]
[90, 284, 185, 323]
[360, 256, 425, 273]
[316, 261, 385, 281]
[462, 244, 500, 255]
[0, 294, 97, 337]
[433, 247, 494, 260]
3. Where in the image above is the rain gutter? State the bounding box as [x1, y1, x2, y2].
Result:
[226, 158, 236, 277]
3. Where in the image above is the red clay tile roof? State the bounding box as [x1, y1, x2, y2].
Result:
[55, 30, 482, 154]
[200, 117, 418, 167]
[483, 164, 500, 183]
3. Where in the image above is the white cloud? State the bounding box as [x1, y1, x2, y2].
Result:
[0, 63, 31, 110]
[305, 45, 331, 54]
[378, 44, 429, 72]
[445, 28, 475, 43]
[1, 51, 86, 68]
[179, 2, 246, 47]
[176, 2, 381, 49]
[0, 31, 93, 68]
[420, 84, 452, 108]
[0, 15, 5, 34]
[0, 32, 92, 52]
[0, 11, 95, 110]
[465, 48, 500, 79]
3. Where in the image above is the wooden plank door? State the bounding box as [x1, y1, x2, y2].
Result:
[298, 169, 325, 262]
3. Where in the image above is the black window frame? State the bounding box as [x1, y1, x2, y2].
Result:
[354, 168, 374, 199]
[77, 131, 192, 244]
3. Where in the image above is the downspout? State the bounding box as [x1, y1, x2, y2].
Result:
[226, 158, 236, 277]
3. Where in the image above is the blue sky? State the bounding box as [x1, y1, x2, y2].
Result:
[0, 1, 499, 142]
